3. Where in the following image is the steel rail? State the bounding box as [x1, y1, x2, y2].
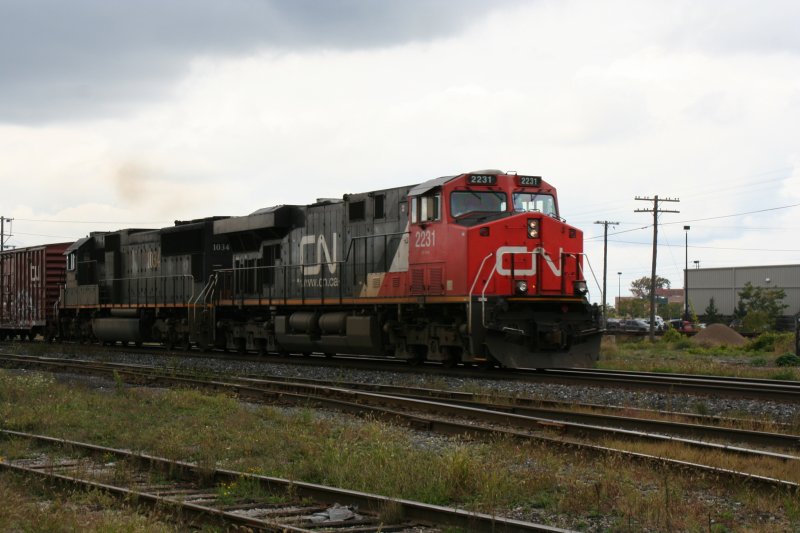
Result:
[2, 353, 799, 454]
[2, 354, 799, 492]
[3, 341, 798, 403]
[228, 370, 796, 431]
[3, 353, 797, 452]
[0, 429, 566, 533]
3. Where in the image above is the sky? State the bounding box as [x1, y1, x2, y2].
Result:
[1, 0, 799, 306]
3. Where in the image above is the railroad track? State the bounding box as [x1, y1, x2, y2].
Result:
[2, 353, 799, 493]
[0, 429, 563, 533]
[3, 340, 800, 402]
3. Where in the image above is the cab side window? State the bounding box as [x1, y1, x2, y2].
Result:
[410, 193, 441, 224]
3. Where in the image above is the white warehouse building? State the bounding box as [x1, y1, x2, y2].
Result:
[686, 264, 800, 318]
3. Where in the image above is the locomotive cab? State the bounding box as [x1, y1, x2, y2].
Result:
[405, 170, 601, 368]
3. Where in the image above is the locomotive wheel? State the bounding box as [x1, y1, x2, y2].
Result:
[256, 340, 267, 356]
[407, 345, 426, 366]
[473, 345, 497, 370]
[441, 346, 461, 368]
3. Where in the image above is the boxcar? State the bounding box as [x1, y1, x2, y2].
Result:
[0, 243, 70, 340]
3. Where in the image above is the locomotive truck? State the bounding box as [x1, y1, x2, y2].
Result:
[5, 170, 603, 368]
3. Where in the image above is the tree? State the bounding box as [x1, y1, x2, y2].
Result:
[742, 310, 772, 334]
[629, 276, 671, 300]
[618, 298, 648, 318]
[737, 282, 788, 318]
[704, 297, 723, 324]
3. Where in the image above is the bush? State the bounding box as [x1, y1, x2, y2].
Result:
[745, 332, 779, 352]
[773, 333, 796, 354]
[661, 328, 682, 343]
[775, 353, 800, 367]
[672, 338, 693, 350]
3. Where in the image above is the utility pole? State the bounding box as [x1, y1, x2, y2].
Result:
[594, 220, 619, 328]
[0, 216, 9, 326]
[635, 196, 679, 341]
[0, 216, 11, 251]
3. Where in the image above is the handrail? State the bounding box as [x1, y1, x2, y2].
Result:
[187, 273, 218, 344]
[99, 274, 196, 307]
[467, 253, 494, 334]
[480, 264, 498, 328]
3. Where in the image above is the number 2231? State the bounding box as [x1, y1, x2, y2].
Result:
[414, 230, 436, 248]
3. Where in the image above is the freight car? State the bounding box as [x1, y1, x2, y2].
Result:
[0, 243, 70, 340]
[55, 169, 602, 368]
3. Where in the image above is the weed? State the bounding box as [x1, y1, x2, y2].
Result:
[661, 328, 682, 343]
[773, 333, 797, 354]
[745, 332, 780, 352]
[112, 370, 125, 394]
[378, 500, 404, 525]
[216, 475, 268, 505]
[770, 369, 799, 381]
[672, 338, 693, 350]
[691, 401, 710, 416]
[1, 367, 796, 531]
[785, 494, 800, 524]
[0, 471, 177, 531]
[775, 353, 800, 367]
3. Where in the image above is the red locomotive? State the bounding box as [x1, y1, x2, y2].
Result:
[5, 170, 602, 368]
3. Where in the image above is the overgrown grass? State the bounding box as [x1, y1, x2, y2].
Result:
[1, 370, 797, 531]
[0, 472, 180, 532]
[598, 333, 800, 380]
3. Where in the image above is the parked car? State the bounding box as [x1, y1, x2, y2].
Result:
[668, 319, 697, 334]
[605, 318, 621, 331]
[620, 319, 649, 333]
[653, 315, 666, 332]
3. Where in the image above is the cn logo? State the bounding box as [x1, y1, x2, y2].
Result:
[495, 246, 563, 276]
[300, 233, 338, 275]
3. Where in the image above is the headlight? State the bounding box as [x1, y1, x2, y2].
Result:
[573, 280, 588, 296]
[527, 218, 540, 238]
[515, 280, 528, 294]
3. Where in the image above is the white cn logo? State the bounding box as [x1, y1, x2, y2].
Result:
[300, 233, 338, 275]
[495, 246, 563, 276]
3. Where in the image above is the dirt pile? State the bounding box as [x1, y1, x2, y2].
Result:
[691, 323, 746, 347]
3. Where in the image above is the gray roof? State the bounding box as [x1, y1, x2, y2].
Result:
[407, 175, 455, 197]
[64, 236, 90, 254]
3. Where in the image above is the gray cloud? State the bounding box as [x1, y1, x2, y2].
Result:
[0, 0, 520, 123]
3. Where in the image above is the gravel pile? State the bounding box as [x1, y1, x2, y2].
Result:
[42, 349, 800, 424]
[691, 324, 747, 347]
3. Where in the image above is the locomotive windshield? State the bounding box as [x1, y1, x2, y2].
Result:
[450, 191, 507, 217]
[513, 192, 557, 217]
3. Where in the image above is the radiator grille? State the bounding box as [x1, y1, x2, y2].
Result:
[410, 269, 425, 295]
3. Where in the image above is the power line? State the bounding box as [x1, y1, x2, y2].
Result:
[608, 239, 800, 253]
[13, 218, 170, 225]
[585, 201, 800, 240]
